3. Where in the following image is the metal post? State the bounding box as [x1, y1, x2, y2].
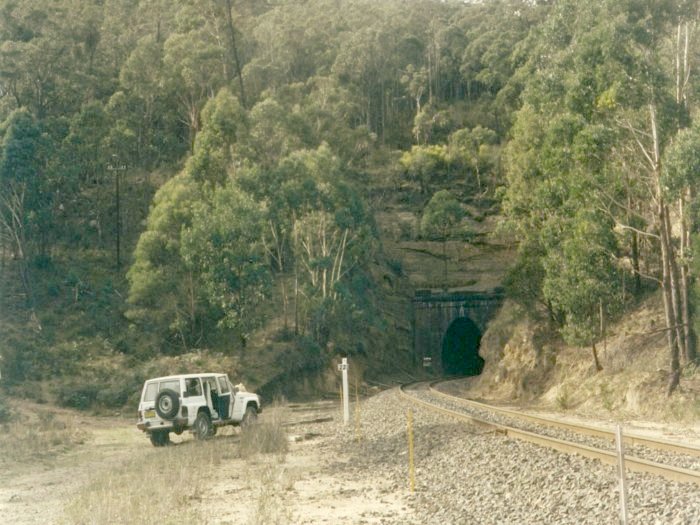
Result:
[115, 168, 121, 268]
[354, 376, 362, 441]
[107, 155, 126, 269]
[616, 424, 629, 525]
[407, 408, 415, 493]
[342, 358, 349, 425]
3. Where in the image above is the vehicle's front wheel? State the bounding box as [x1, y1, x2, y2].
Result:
[241, 405, 258, 428]
[194, 411, 213, 440]
[149, 430, 170, 447]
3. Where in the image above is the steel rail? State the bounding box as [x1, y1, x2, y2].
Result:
[428, 381, 700, 459]
[399, 383, 700, 486]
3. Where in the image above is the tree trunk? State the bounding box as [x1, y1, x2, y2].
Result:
[442, 236, 447, 288]
[679, 194, 697, 363]
[591, 343, 603, 372]
[187, 270, 197, 344]
[0, 186, 34, 307]
[631, 229, 642, 294]
[674, 19, 697, 365]
[223, 0, 247, 108]
[650, 102, 682, 395]
[660, 207, 682, 396]
[626, 184, 642, 295]
[663, 205, 686, 361]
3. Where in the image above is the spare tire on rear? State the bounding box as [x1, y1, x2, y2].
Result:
[155, 389, 180, 420]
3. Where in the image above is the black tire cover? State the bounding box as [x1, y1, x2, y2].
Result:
[155, 389, 180, 420]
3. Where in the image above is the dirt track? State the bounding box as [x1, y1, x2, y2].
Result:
[199, 402, 410, 524]
[0, 401, 410, 524]
[0, 413, 145, 524]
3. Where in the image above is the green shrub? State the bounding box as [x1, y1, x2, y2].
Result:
[56, 382, 100, 410]
[56, 375, 142, 411]
[398, 220, 414, 240]
[387, 258, 403, 276]
[95, 384, 130, 408]
[32, 254, 54, 270]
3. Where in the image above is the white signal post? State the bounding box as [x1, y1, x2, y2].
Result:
[616, 424, 629, 525]
[338, 357, 349, 425]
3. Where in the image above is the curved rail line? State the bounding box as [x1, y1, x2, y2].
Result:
[429, 380, 700, 459]
[398, 382, 700, 486]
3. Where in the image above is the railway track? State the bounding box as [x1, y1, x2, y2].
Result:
[399, 381, 700, 486]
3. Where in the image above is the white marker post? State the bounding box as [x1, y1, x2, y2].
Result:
[616, 424, 629, 525]
[338, 357, 349, 425]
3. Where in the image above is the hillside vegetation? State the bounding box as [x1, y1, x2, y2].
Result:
[478, 295, 698, 420]
[1, 0, 699, 410]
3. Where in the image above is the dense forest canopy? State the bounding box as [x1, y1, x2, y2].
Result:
[1, 0, 699, 399]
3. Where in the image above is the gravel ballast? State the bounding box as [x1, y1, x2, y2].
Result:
[411, 386, 700, 472]
[334, 389, 700, 525]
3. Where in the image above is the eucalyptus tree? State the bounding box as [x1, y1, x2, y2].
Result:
[126, 171, 206, 351]
[180, 184, 270, 347]
[126, 88, 244, 351]
[0, 109, 49, 306]
[243, 97, 306, 168]
[662, 121, 700, 365]
[162, 3, 231, 151]
[115, 35, 179, 167]
[243, 1, 340, 101]
[595, 0, 700, 391]
[447, 126, 499, 195]
[420, 190, 464, 285]
[234, 142, 375, 345]
[503, 0, 700, 393]
[543, 212, 622, 372]
[399, 144, 449, 194]
[0, 1, 85, 118]
[187, 87, 246, 186]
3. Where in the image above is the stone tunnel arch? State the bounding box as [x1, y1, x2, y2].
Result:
[441, 317, 484, 376]
[413, 289, 504, 375]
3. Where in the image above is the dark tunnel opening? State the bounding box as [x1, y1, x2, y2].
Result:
[441, 317, 484, 376]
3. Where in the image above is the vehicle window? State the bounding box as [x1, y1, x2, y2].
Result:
[143, 383, 158, 402]
[203, 377, 218, 394]
[185, 378, 202, 397]
[159, 380, 181, 393]
[217, 376, 230, 394]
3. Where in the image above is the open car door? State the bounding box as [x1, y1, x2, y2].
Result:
[215, 375, 233, 420]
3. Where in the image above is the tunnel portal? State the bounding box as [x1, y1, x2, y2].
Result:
[441, 317, 484, 376]
[413, 289, 503, 375]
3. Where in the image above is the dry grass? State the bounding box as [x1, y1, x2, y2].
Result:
[239, 402, 290, 458]
[60, 440, 226, 525]
[62, 403, 293, 524]
[246, 462, 294, 525]
[0, 403, 87, 465]
[239, 401, 294, 525]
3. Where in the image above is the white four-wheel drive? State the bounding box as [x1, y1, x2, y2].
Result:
[136, 373, 261, 446]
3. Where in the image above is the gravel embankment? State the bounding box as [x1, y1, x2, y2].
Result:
[335, 389, 700, 525]
[410, 386, 700, 472]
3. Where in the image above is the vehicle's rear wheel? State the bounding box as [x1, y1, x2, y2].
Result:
[241, 405, 257, 428]
[149, 430, 170, 447]
[194, 411, 213, 440]
[155, 389, 180, 420]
